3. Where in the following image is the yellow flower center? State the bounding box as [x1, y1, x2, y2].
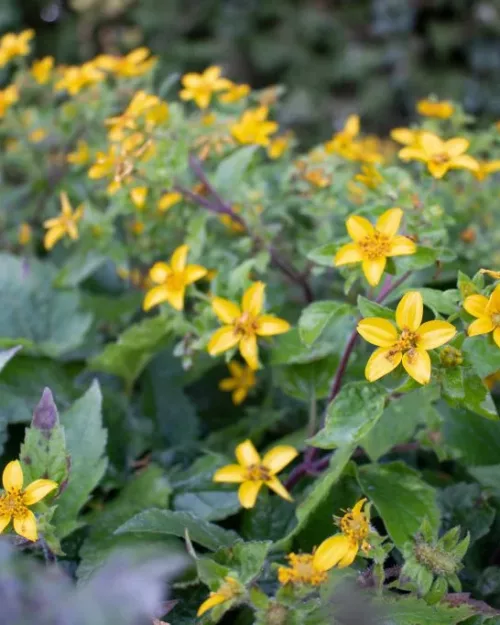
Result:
[166, 272, 186, 291]
[246, 463, 271, 482]
[492, 313, 500, 327]
[432, 152, 450, 164]
[279, 553, 327, 585]
[358, 230, 391, 260]
[395, 328, 420, 351]
[339, 509, 369, 543]
[217, 577, 240, 600]
[0, 491, 25, 517]
[233, 311, 259, 337]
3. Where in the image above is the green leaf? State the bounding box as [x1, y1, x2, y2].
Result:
[54, 250, 107, 287]
[77, 465, 171, 582]
[278, 355, 339, 401]
[469, 464, 500, 491]
[443, 408, 500, 465]
[376, 595, 473, 625]
[462, 336, 500, 378]
[439, 483, 494, 544]
[307, 242, 337, 267]
[357, 296, 395, 320]
[213, 145, 258, 194]
[0, 345, 22, 374]
[309, 382, 387, 449]
[398, 246, 440, 271]
[462, 370, 498, 420]
[89, 316, 173, 385]
[19, 388, 69, 486]
[217, 541, 271, 583]
[242, 493, 297, 542]
[274, 445, 354, 550]
[0, 254, 92, 358]
[298, 300, 355, 346]
[53, 381, 108, 538]
[357, 462, 439, 548]
[418, 288, 459, 316]
[116, 509, 240, 551]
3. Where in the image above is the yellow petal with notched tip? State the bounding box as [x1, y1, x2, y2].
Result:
[387, 236, 416, 257]
[346, 215, 374, 242]
[464, 294, 489, 318]
[143, 285, 169, 311]
[375, 208, 402, 238]
[266, 476, 293, 501]
[197, 592, 228, 617]
[235, 439, 260, 467]
[417, 320, 456, 350]
[208, 326, 240, 355]
[13, 509, 38, 542]
[238, 480, 262, 508]
[402, 349, 431, 385]
[445, 137, 469, 157]
[170, 244, 189, 272]
[242, 282, 265, 315]
[396, 291, 423, 331]
[239, 334, 259, 370]
[212, 297, 241, 323]
[313, 534, 354, 572]
[362, 258, 386, 286]
[22, 479, 57, 505]
[420, 132, 444, 155]
[357, 318, 398, 347]
[365, 347, 402, 382]
[256, 315, 290, 336]
[468, 317, 494, 336]
[262, 446, 298, 475]
[213, 464, 246, 483]
[3, 460, 23, 493]
[335, 242, 362, 266]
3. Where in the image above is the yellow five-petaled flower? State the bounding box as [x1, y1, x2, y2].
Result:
[213, 439, 297, 508]
[313, 499, 371, 571]
[179, 66, 231, 109]
[357, 291, 457, 384]
[0, 460, 57, 542]
[219, 361, 256, 405]
[208, 282, 290, 370]
[197, 576, 242, 617]
[335, 208, 416, 287]
[278, 552, 328, 586]
[464, 284, 500, 348]
[230, 106, 278, 146]
[143, 244, 207, 312]
[43, 192, 84, 250]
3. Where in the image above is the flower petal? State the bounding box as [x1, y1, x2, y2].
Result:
[219, 377, 238, 391]
[213, 464, 246, 483]
[43, 225, 64, 250]
[365, 347, 402, 382]
[357, 318, 398, 347]
[313, 534, 352, 572]
[417, 320, 456, 350]
[22, 479, 57, 505]
[197, 593, 227, 617]
[262, 446, 298, 474]
[387, 236, 416, 257]
[143, 285, 169, 311]
[3, 460, 23, 493]
[402, 348, 431, 385]
[233, 387, 248, 405]
[334, 242, 363, 266]
[164, 286, 185, 311]
[337, 541, 360, 568]
[235, 439, 261, 467]
[488, 285, 500, 313]
[184, 264, 207, 284]
[0, 514, 11, 534]
[391, 128, 417, 145]
[13, 509, 38, 542]
[170, 244, 189, 272]
[464, 294, 489, 318]
[420, 132, 444, 155]
[396, 291, 423, 331]
[208, 326, 240, 355]
[242, 282, 265, 315]
[212, 297, 241, 323]
[346, 215, 374, 242]
[445, 137, 469, 157]
[238, 480, 262, 508]
[351, 497, 367, 516]
[468, 317, 494, 336]
[399, 147, 426, 161]
[451, 155, 479, 172]
[376, 208, 402, 238]
[256, 315, 290, 336]
[239, 334, 259, 370]
[362, 258, 386, 286]
[427, 161, 450, 179]
[266, 476, 293, 502]
[494, 327, 500, 348]
[149, 262, 170, 283]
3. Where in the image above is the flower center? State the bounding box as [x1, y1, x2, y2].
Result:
[395, 328, 420, 352]
[246, 463, 271, 482]
[492, 313, 500, 327]
[166, 272, 186, 291]
[0, 491, 24, 517]
[432, 152, 450, 164]
[340, 511, 369, 543]
[358, 230, 391, 260]
[233, 311, 259, 337]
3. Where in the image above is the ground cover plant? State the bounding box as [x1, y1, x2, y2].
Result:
[1, 30, 500, 625]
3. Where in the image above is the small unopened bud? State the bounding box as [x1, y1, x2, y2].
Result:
[266, 602, 289, 625]
[440, 346, 463, 368]
[414, 541, 458, 576]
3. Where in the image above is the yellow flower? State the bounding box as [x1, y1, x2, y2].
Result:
[472, 160, 500, 182]
[55, 62, 105, 95]
[88, 145, 134, 194]
[43, 192, 84, 250]
[267, 133, 293, 159]
[358, 291, 457, 384]
[334, 208, 416, 287]
[313, 499, 371, 571]
[219, 361, 256, 405]
[0, 29, 34, 66]
[391, 127, 423, 148]
[480, 268, 500, 280]
[416, 99, 454, 119]
[0, 460, 57, 542]
[325, 114, 360, 157]
[106, 91, 168, 141]
[464, 284, 500, 348]
[95, 47, 156, 77]
[355, 164, 383, 190]
[18, 222, 32, 246]
[67, 140, 90, 166]
[278, 552, 328, 586]
[208, 282, 290, 370]
[213, 439, 297, 508]
[230, 106, 278, 146]
[197, 576, 242, 617]
[219, 82, 250, 103]
[130, 186, 148, 210]
[29, 128, 47, 143]
[179, 66, 231, 109]
[157, 191, 182, 213]
[303, 167, 330, 188]
[143, 244, 207, 312]
[30, 56, 54, 84]
[398, 131, 479, 179]
[0, 84, 19, 118]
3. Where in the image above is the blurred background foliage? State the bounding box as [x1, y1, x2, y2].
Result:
[4, 0, 500, 142]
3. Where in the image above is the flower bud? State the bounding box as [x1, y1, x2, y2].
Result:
[265, 602, 289, 625]
[440, 346, 463, 368]
[414, 541, 458, 576]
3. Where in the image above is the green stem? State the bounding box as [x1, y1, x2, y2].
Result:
[307, 388, 317, 438]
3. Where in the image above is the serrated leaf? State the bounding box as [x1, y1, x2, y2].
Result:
[116, 509, 240, 551]
[307, 242, 337, 267]
[299, 300, 355, 346]
[377, 595, 473, 625]
[462, 337, 500, 378]
[357, 296, 395, 320]
[309, 382, 387, 449]
[418, 288, 459, 316]
[357, 462, 439, 548]
[278, 355, 339, 401]
[53, 381, 108, 538]
[439, 483, 494, 544]
[213, 145, 258, 194]
[443, 408, 500, 465]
